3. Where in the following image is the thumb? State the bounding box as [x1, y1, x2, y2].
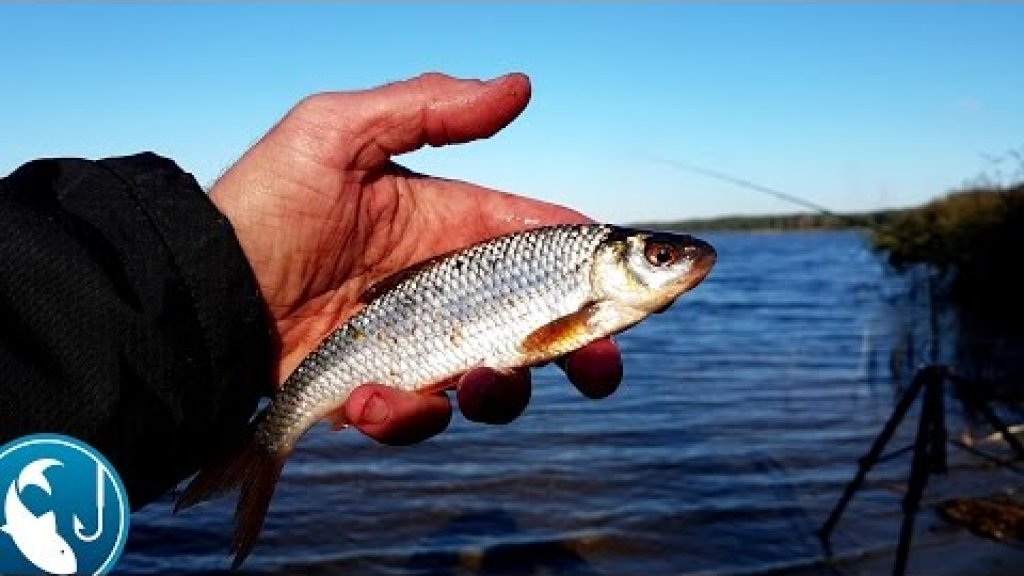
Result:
[341, 383, 453, 445]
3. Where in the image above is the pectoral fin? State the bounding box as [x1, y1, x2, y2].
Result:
[518, 305, 600, 361]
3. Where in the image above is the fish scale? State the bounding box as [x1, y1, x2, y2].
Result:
[176, 222, 716, 569]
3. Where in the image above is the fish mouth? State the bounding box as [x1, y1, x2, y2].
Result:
[679, 237, 717, 292]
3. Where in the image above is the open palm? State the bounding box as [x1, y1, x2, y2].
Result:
[209, 73, 622, 444]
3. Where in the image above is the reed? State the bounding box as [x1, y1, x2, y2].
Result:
[870, 182, 1024, 318]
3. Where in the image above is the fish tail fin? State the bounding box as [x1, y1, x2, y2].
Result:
[175, 429, 285, 569]
[230, 450, 283, 568]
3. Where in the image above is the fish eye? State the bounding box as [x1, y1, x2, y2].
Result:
[644, 242, 679, 267]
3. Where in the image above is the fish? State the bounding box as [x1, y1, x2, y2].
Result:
[1, 458, 78, 575]
[175, 224, 716, 567]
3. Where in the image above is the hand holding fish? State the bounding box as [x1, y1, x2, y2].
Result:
[185, 72, 715, 567]
[207, 72, 623, 445]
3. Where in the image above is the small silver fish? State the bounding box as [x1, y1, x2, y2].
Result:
[176, 224, 716, 567]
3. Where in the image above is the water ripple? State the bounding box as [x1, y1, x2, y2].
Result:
[121, 231, 981, 575]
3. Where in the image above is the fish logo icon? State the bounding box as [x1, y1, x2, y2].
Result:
[2, 458, 78, 574]
[0, 434, 129, 575]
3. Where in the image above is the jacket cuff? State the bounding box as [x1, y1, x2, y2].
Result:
[100, 152, 274, 399]
[61, 152, 272, 506]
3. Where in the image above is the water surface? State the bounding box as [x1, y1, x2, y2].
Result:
[121, 231, 1020, 575]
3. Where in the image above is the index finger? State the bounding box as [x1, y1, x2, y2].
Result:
[304, 73, 533, 170]
[558, 338, 623, 399]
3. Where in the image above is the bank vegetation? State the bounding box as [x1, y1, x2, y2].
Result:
[870, 182, 1024, 316]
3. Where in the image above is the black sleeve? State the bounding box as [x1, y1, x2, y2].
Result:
[0, 153, 273, 509]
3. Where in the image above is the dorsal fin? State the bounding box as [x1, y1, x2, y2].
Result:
[359, 246, 467, 304]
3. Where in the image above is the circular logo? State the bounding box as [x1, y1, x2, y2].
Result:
[0, 434, 130, 575]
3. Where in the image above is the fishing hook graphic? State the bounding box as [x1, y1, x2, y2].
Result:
[72, 463, 104, 543]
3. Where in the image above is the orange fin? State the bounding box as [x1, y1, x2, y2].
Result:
[418, 374, 465, 395]
[324, 409, 349, 431]
[175, 421, 285, 569]
[519, 305, 599, 359]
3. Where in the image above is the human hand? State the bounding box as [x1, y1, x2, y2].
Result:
[208, 72, 622, 445]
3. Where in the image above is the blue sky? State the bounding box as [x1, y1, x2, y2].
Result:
[1, 3, 1022, 222]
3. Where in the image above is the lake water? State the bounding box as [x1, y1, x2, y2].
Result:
[119, 230, 1022, 575]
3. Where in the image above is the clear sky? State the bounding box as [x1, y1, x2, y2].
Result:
[2, 3, 1022, 222]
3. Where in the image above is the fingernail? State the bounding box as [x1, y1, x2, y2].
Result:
[359, 392, 390, 425]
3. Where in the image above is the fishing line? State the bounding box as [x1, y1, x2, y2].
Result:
[646, 156, 868, 227]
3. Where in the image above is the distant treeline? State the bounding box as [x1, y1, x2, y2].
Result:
[634, 209, 906, 232]
[638, 182, 1024, 320]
